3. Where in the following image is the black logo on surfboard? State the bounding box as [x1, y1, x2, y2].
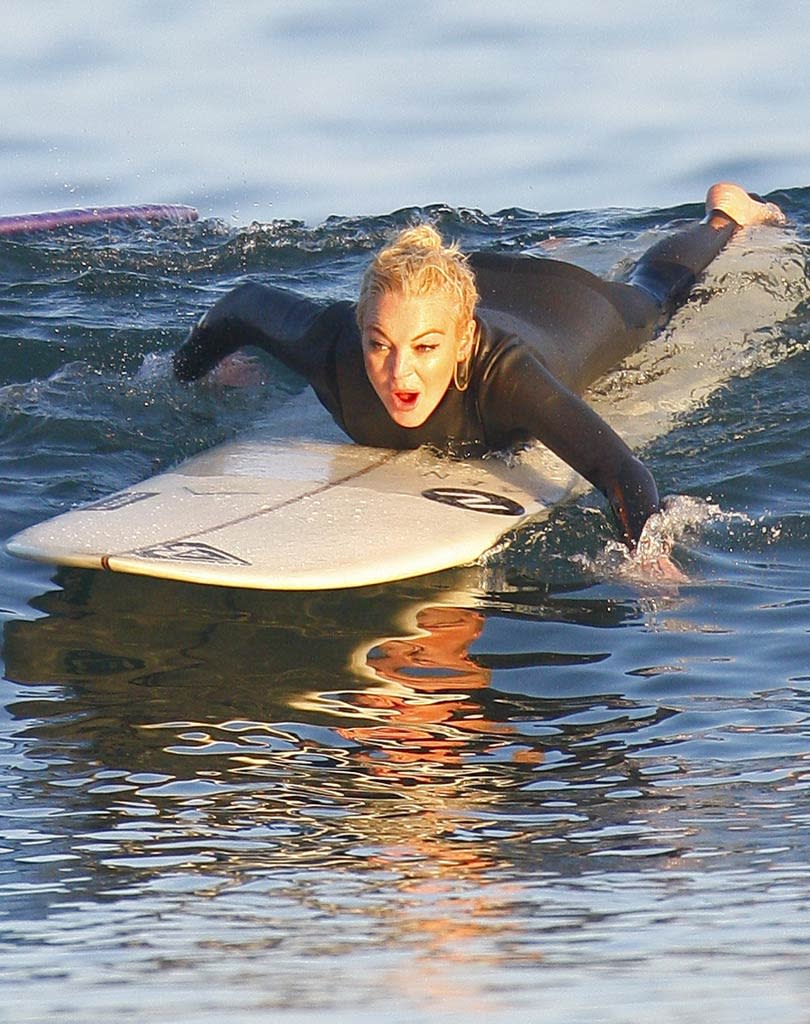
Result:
[131, 541, 250, 566]
[421, 487, 525, 516]
[85, 491, 158, 512]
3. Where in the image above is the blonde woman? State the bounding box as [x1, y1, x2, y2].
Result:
[174, 184, 784, 558]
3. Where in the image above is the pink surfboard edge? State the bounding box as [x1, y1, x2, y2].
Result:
[0, 203, 199, 237]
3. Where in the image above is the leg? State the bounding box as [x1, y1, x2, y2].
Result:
[626, 216, 735, 316]
[472, 184, 785, 395]
[627, 182, 786, 317]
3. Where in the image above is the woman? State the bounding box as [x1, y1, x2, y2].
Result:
[173, 183, 785, 559]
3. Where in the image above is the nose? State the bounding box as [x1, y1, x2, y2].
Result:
[390, 347, 414, 382]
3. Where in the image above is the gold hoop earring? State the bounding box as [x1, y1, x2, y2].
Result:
[453, 332, 478, 392]
[454, 353, 472, 392]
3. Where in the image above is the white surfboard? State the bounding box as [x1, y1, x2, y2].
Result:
[5, 430, 582, 589]
[7, 227, 805, 590]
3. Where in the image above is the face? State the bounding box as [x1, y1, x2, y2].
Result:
[361, 290, 475, 428]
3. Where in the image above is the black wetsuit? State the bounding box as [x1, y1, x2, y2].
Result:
[173, 218, 735, 548]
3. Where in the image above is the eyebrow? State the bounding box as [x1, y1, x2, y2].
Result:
[365, 325, 445, 343]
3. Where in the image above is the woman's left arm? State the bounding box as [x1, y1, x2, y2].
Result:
[482, 346, 659, 548]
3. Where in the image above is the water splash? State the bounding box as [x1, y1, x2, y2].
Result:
[575, 494, 732, 583]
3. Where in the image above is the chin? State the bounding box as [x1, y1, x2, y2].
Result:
[390, 409, 429, 429]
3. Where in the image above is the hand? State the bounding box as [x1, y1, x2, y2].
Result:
[208, 353, 266, 388]
[638, 551, 689, 584]
[633, 510, 689, 584]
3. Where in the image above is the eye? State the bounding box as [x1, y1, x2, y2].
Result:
[415, 342, 439, 353]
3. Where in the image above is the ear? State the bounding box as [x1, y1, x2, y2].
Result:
[456, 319, 476, 361]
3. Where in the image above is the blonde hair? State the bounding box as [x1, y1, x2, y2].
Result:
[356, 224, 479, 329]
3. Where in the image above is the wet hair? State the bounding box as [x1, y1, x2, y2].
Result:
[356, 224, 479, 329]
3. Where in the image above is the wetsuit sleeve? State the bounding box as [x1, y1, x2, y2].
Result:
[480, 345, 659, 548]
[172, 281, 352, 391]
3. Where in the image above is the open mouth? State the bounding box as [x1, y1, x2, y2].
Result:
[392, 390, 420, 411]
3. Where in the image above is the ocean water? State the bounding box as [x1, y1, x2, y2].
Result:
[2, 4, 810, 1024]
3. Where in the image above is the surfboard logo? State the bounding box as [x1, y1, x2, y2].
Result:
[421, 487, 525, 516]
[85, 491, 158, 512]
[130, 541, 251, 566]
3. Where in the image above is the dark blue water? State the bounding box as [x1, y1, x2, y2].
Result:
[2, 191, 809, 1024]
[3, 4, 810, 1022]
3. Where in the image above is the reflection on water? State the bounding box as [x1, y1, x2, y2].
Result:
[2, 565, 810, 1019]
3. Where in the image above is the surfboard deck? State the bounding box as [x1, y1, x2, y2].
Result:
[7, 226, 804, 590]
[6, 434, 580, 589]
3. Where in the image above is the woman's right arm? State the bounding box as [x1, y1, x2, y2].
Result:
[173, 281, 334, 383]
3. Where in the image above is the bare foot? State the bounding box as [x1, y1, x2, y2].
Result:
[705, 182, 786, 227]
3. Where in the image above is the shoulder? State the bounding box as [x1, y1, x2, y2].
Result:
[314, 299, 359, 335]
[470, 314, 551, 407]
[472, 311, 531, 367]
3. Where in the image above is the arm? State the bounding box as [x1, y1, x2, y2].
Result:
[173, 281, 334, 383]
[538, 388, 660, 550]
[481, 345, 659, 548]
